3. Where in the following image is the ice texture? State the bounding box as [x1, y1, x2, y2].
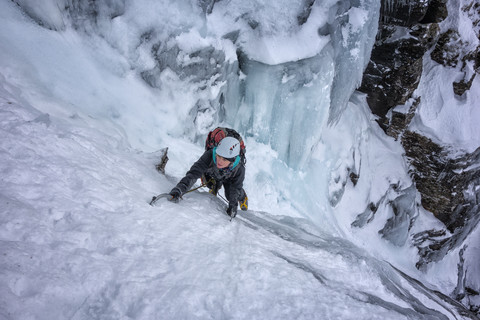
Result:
[1, 0, 479, 317]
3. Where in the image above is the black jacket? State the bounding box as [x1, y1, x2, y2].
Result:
[173, 149, 245, 205]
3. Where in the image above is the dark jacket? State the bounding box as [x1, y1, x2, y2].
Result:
[173, 149, 245, 205]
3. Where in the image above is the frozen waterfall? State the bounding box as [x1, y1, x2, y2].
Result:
[2, 0, 477, 318]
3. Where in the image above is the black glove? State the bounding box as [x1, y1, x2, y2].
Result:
[168, 188, 182, 203]
[227, 203, 238, 218]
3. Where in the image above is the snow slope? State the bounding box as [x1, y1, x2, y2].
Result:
[0, 0, 478, 318]
[0, 71, 473, 320]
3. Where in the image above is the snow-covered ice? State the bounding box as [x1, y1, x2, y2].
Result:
[0, 0, 478, 318]
[0, 98, 466, 319]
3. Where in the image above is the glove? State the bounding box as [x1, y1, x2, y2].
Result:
[168, 188, 182, 203]
[226, 203, 238, 218]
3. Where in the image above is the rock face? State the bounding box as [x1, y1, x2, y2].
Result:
[405, 133, 480, 315]
[431, 28, 480, 96]
[358, 0, 480, 314]
[360, 0, 479, 119]
[359, 26, 431, 119]
[402, 131, 480, 233]
[358, 0, 444, 120]
[434, 1, 480, 97]
[361, 0, 480, 243]
[358, 0, 449, 120]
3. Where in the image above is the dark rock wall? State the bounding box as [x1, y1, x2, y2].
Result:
[361, 0, 479, 120]
[360, 0, 480, 245]
[359, 0, 445, 120]
[359, 0, 480, 314]
[402, 132, 480, 232]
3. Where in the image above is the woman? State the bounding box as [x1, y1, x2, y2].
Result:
[169, 136, 248, 217]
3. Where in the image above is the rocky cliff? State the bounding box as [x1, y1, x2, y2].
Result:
[359, 0, 480, 314]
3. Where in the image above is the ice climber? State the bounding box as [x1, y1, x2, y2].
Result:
[168, 134, 248, 218]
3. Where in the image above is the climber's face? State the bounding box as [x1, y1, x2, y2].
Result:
[216, 154, 232, 169]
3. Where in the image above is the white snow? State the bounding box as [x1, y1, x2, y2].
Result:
[1, 91, 455, 319]
[0, 0, 478, 318]
[411, 60, 480, 153]
[409, 0, 480, 153]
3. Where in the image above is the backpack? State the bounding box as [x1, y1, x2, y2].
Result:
[205, 127, 246, 164]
